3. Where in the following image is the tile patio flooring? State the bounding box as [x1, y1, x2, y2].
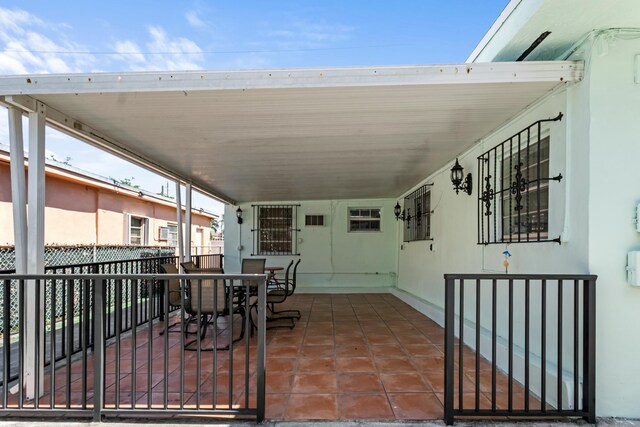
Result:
[1, 293, 528, 421]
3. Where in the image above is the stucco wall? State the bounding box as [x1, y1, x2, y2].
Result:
[394, 81, 588, 408]
[585, 36, 640, 417]
[396, 86, 589, 296]
[0, 162, 14, 243]
[224, 199, 398, 290]
[395, 37, 640, 417]
[0, 161, 213, 247]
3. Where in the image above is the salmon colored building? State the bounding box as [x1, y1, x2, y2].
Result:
[0, 149, 218, 251]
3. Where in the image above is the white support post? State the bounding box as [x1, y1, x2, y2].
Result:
[185, 183, 192, 261]
[26, 102, 46, 399]
[175, 181, 184, 268]
[8, 108, 27, 274]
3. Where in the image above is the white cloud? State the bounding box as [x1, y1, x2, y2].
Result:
[0, 7, 205, 75]
[113, 40, 146, 64]
[112, 26, 204, 71]
[229, 52, 272, 70]
[0, 7, 96, 74]
[264, 20, 354, 49]
[0, 8, 43, 34]
[185, 11, 206, 29]
[0, 8, 222, 212]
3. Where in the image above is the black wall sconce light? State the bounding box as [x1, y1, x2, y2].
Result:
[394, 202, 412, 228]
[236, 207, 243, 224]
[450, 158, 472, 196]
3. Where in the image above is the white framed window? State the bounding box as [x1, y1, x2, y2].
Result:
[128, 215, 148, 245]
[166, 223, 179, 248]
[348, 208, 381, 232]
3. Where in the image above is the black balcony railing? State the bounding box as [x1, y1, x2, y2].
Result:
[444, 274, 596, 424]
[0, 254, 224, 386]
[0, 270, 267, 422]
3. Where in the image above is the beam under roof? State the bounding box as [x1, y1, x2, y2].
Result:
[0, 61, 583, 203]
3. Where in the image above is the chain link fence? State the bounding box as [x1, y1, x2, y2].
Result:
[0, 245, 177, 272]
[0, 245, 176, 335]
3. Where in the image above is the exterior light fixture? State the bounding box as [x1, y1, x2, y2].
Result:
[236, 207, 243, 224]
[394, 202, 412, 228]
[450, 158, 472, 195]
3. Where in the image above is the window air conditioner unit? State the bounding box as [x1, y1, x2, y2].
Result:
[159, 226, 169, 241]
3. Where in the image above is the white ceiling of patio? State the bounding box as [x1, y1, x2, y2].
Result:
[0, 61, 582, 203]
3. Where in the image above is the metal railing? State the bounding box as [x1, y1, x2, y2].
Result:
[0, 272, 267, 422]
[192, 254, 224, 270]
[444, 274, 596, 424]
[0, 255, 179, 385]
[0, 254, 223, 386]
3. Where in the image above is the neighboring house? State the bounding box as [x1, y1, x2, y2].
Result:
[0, 148, 218, 252]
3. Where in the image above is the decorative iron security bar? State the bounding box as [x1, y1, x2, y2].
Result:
[444, 274, 596, 425]
[251, 204, 300, 256]
[477, 114, 563, 245]
[403, 184, 434, 242]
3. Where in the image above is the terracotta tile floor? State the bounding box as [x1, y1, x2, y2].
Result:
[0, 293, 533, 421]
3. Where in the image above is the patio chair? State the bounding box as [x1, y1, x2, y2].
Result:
[181, 263, 247, 351]
[241, 258, 266, 275]
[158, 263, 197, 336]
[269, 259, 301, 319]
[264, 260, 297, 329]
[180, 260, 198, 272]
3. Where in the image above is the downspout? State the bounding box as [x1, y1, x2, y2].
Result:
[94, 188, 99, 262]
[94, 188, 100, 246]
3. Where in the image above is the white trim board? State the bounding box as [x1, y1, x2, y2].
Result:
[0, 62, 582, 95]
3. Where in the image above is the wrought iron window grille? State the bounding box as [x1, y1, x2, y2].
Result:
[402, 184, 434, 242]
[251, 204, 300, 256]
[477, 113, 563, 245]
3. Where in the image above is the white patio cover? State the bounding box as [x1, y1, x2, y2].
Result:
[0, 61, 582, 203]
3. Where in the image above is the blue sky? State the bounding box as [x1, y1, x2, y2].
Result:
[0, 1, 508, 213]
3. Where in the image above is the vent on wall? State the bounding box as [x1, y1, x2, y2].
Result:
[305, 215, 325, 226]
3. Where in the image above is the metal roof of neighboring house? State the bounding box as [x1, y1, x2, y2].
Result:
[0, 61, 582, 203]
[0, 145, 218, 219]
[468, 0, 640, 63]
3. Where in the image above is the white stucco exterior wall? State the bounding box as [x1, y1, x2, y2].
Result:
[585, 36, 640, 417]
[396, 85, 587, 301]
[224, 199, 398, 291]
[396, 36, 640, 417]
[394, 82, 588, 409]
